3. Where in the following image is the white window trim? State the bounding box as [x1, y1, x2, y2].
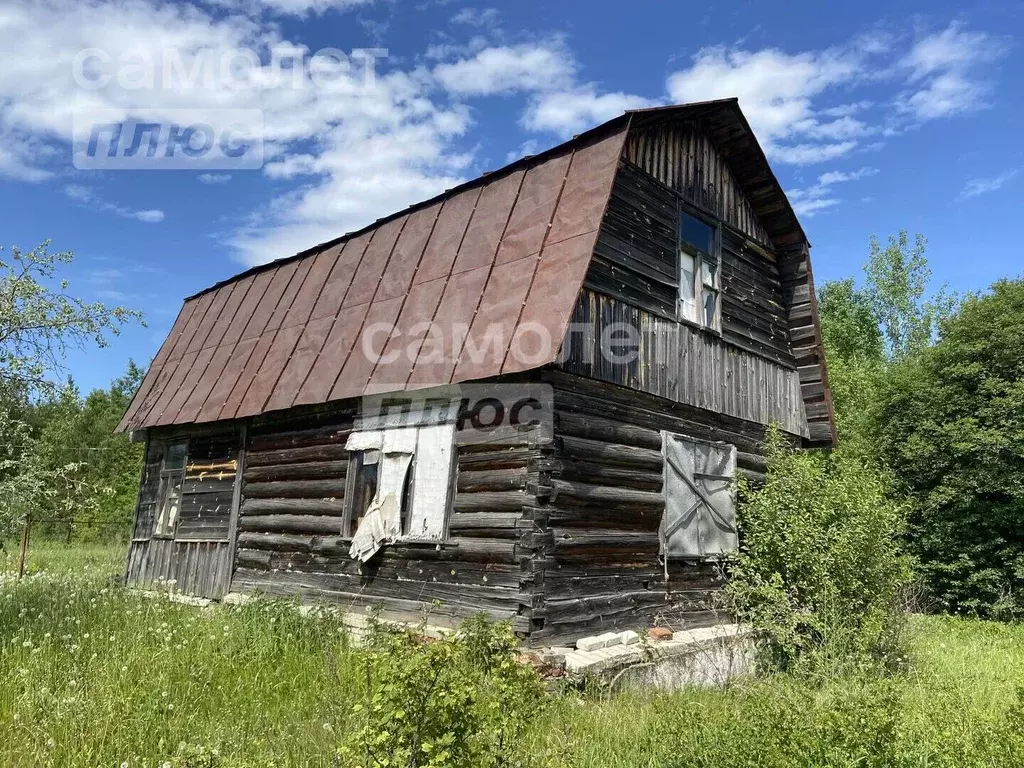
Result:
[344, 423, 455, 561]
[678, 206, 722, 333]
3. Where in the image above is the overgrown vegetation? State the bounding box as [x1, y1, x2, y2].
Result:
[5, 546, 1024, 768]
[727, 426, 912, 672]
[814, 230, 1024, 621]
[878, 280, 1024, 619]
[341, 613, 545, 768]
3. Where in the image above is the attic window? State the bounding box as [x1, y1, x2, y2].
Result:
[678, 209, 721, 331]
[344, 424, 455, 562]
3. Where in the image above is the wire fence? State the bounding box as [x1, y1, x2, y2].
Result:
[6, 514, 131, 580]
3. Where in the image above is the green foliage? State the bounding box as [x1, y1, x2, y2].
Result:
[863, 231, 955, 361]
[30, 363, 146, 539]
[0, 241, 143, 540]
[878, 279, 1024, 619]
[727, 426, 913, 671]
[0, 241, 141, 392]
[341, 611, 546, 768]
[816, 230, 956, 452]
[817, 279, 886, 453]
[7, 547, 1024, 767]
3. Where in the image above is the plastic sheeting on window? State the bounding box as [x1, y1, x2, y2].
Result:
[661, 432, 737, 559]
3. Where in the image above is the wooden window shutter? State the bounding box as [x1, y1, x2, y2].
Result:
[661, 433, 738, 558]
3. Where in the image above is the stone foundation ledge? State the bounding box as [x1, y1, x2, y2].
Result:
[553, 624, 756, 689]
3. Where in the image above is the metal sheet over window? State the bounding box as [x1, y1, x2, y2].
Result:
[661, 433, 738, 558]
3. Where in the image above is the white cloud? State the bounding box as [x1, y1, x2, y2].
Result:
[898, 24, 1007, 120]
[504, 139, 539, 163]
[0, 1, 1009, 269]
[64, 184, 165, 222]
[666, 44, 876, 165]
[450, 7, 501, 28]
[433, 42, 575, 95]
[788, 166, 878, 217]
[522, 87, 657, 137]
[0, 0, 478, 265]
[198, 173, 232, 184]
[662, 23, 1005, 164]
[207, 0, 376, 15]
[957, 169, 1017, 201]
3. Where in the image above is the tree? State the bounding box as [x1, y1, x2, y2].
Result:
[878, 280, 1024, 618]
[817, 279, 885, 453]
[816, 231, 955, 451]
[863, 232, 955, 361]
[0, 241, 142, 538]
[31, 363, 146, 539]
[0, 241, 141, 391]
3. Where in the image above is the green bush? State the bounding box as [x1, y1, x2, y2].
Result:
[879, 279, 1024, 619]
[727, 426, 913, 671]
[340, 612, 546, 768]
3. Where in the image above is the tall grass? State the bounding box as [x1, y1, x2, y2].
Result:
[2, 544, 1024, 767]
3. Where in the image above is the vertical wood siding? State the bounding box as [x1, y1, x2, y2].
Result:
[561, 289, 808, 438]
[125, 539, 234, 598]
[624, 120, 772, 246]
[125, 431, 240, 600]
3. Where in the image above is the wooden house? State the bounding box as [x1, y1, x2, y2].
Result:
[117, 99, 835, 645]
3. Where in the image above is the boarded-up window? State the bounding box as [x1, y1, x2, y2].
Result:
[177, 435, 238, 542]
[661, 432, 737, 558]
[344, 423, 455, 561]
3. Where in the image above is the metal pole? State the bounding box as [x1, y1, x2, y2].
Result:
[16, 514, 30, 580]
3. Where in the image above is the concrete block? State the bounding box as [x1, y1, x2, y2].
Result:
[619, 630, 640, 645]
[596, 632, 623, 648]
[576, 635, 606, 652]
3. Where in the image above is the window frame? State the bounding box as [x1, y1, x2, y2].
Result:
[342, 424, 453, 546]
[660, 431, 738, 561]
[342, 448, 380, 539]
[152, 439, 188, 539]
[677, 202, 722, 333]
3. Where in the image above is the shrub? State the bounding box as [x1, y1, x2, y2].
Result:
[340, 612, 546, 768]
[727, 426, 913, 671]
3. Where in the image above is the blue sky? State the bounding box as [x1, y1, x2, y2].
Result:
[1, 0, 1021, 392]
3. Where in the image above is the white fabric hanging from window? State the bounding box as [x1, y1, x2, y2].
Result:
[348, 450, 412, 562]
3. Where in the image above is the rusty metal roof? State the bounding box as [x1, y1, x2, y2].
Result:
[118, 98, 821, 433]
[118, 115, 630, 431]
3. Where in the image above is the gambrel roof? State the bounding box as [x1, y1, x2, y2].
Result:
[118, 99, 833, 444]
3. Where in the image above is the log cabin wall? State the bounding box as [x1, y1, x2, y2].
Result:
[228, 400, 547, 634]
[125, 430, 239, 599]
[589, 160, 794, 366]
[528, 370, 777, 645]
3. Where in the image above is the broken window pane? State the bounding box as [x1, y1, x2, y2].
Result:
[680, 251, 697, 321]
[346, 449, 380, 538]
[704, 291, 718, 328]
[701, 258, 719, 290]
[155, 470, 183, 536]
